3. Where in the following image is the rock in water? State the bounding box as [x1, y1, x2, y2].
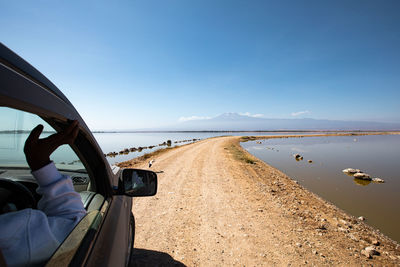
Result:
[294, 154, 303, 161]
[372, 178, 385, 183]
[353, 173, 371, 180]
[342, 168, 361, 174]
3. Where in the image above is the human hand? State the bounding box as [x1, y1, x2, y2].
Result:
[24, 120, 79, 171]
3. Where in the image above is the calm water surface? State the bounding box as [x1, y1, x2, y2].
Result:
[94, 132, 323, 164]
[241, 135, 400, 242]
[0, 131, 322, 167]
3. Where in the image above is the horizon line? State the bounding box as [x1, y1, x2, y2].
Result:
[91, 130, 400, 133]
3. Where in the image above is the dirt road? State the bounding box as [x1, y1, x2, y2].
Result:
[119, 136, 400, 266]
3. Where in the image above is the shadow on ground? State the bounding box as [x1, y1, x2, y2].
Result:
[129, 248, 186, 267]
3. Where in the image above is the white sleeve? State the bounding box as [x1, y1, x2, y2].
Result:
[32, 162, 86, 220]
[0, 162, 88, 266]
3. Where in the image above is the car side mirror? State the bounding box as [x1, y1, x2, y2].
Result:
[118, 168, 157, 197]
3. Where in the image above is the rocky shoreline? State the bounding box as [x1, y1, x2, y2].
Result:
[105, 138, 201, 158]
[237, 134, 400, 263]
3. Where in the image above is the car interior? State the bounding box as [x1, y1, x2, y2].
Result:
[0, 107, 105, 211]
[0, 106, 107, 264]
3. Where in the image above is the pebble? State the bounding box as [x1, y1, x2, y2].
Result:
[372, 240, 380, 246]
[361, 246, 380, 258]
[338, 227, 349, 233]
[365, 246, 378, 254]
[349, 234, 359, 242]
[308, 160, 313, 163]
[358, 216, 366, 221]
[296, 242, 302, 247]
[312, 249, 318, 255]
[361, 249, 372, 259]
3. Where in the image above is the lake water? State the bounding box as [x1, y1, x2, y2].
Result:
[0, 131, 320, 167]
[241, 134, 400, 242]
[93, 132, 324, 164]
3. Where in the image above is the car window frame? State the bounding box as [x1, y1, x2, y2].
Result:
[0, 59, 114, 198]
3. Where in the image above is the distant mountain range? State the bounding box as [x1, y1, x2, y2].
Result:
[162, 113, 400, 131]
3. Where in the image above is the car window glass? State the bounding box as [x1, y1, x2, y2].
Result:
[0, 107, 84, 171]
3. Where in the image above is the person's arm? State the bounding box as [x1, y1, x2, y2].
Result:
[24, 121, 86, 218]
[33, 162, 86, 219]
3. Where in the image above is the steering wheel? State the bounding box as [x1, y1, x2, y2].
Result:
[0, 178, 36, 214]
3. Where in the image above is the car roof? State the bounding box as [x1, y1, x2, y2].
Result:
[0, 42, 73, 107]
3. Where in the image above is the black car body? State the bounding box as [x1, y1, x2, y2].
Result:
[0, 43, 157, 266]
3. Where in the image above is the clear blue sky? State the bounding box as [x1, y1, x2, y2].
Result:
[1, 0, 400, 130]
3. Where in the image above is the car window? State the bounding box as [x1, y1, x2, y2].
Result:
[0, 107, 84, 172]
[0, 107, 101, 265]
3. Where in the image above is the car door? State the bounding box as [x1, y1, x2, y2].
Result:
[1, 43, 133, 266]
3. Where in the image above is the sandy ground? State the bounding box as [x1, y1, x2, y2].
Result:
[118, 135, 400, 266]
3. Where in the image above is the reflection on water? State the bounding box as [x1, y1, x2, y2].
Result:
[353, 178, 371, 186]
[241, 135, 400, 242]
